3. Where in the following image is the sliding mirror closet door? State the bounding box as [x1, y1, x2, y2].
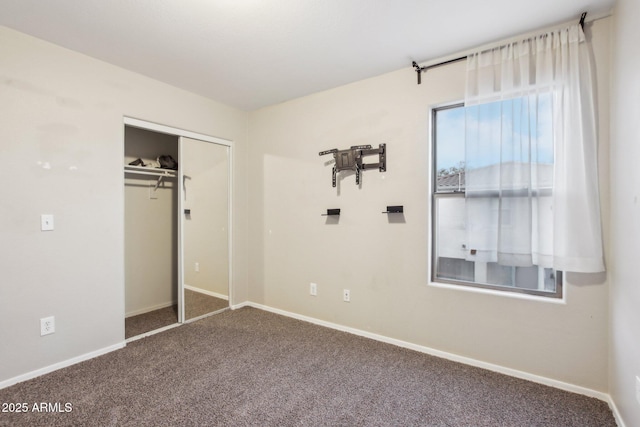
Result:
[181, 137, 230, 320]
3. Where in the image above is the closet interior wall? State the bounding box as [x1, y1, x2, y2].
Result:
[124, 126, 179, 318]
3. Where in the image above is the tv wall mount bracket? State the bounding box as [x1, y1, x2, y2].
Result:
[319, 143, 386, 187]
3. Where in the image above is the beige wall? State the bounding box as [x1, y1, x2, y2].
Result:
[247, 18, 612, 392]
[0, 26, 248, 383]
[610, 0, 640, 424]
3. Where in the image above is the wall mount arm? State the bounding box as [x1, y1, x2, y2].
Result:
[319, 143, 386, 187]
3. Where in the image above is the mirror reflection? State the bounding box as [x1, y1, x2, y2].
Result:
[181, 137, 230, 320]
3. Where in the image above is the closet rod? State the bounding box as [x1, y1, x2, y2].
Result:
[124, 169, 176, 178]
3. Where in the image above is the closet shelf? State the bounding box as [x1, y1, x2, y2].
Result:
[124, 165, 177, 191]
[124, 165, 177, 178]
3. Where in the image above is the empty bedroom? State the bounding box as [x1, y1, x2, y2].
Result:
[0, 0, 638, 426]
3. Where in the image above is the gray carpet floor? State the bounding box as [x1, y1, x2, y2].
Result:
[0, 307, 615, 427]
[125, 305, 178, 339]
[124, 291, 228, 339]
[184, 289, 228, 320]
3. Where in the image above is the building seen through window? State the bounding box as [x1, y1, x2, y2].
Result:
[432, 101, 561, 298]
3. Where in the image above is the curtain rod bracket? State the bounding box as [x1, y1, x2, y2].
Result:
[412, 61, 423, 84]
[579, 12, 587, 29]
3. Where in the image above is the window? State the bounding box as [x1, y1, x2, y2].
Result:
[431, 103, 562, 298]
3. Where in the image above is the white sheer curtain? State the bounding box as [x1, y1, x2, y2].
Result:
[464, 23, 604, 273]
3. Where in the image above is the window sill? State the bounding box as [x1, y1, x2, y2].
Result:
[428, 281, 566, 304]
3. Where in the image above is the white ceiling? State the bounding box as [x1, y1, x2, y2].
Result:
[0, 0, 615, 111]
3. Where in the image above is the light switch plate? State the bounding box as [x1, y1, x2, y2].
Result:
[41, 214, 54, 231]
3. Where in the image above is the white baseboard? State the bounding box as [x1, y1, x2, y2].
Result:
[125, 322, 182, 343]
[125, 301, 176, 318]
[184, 307, 229, 324]
[0, 342, 125, 390]
[230, 301, 251, 310]
[246, 302, 612, 403]
[184, 285, 229, 301]
[607, 395, 627, 427]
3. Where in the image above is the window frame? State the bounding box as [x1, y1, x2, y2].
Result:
[430, 102, 563, 299]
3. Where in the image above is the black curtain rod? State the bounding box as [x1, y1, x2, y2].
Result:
[411, 57, 465, 84]
[412, 12, 587, 85]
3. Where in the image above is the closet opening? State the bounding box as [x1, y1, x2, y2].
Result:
[124, 126, 180, 338]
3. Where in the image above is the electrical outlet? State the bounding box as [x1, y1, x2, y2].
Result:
[310, 282, 317, 296]
[195, 262, 200, 272]
[343, 289, 350, 302]
[636, 376, 640, 405]
[40, 316, 55, 336]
